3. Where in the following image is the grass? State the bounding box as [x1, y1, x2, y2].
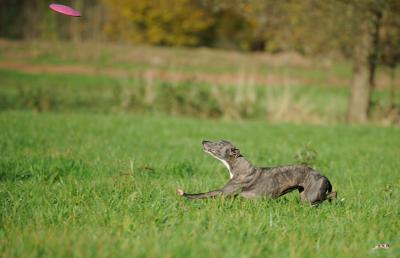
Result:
[1, 68, 398, 124]
[1, 111, 399, 258]
[0, 39, 399, 257]
[0, 39, 366, 87]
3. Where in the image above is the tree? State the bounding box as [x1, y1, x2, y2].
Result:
[380, 0, 400, 108]
[237, 0, 289, 52]
[103, 0, 214, 46]
[347, 5, 382, 123]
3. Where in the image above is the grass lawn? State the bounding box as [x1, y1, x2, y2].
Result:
[1, 111, 399, 258]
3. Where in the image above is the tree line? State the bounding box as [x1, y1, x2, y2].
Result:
[1, 0, 399, 122]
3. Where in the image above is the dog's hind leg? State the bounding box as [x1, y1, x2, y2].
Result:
[326, 191, 337, 200]
[298, 187, 307, 202]
[321, 178, 337, 201]
[304, 178, 330, 205]
[304, 177, 336, 205]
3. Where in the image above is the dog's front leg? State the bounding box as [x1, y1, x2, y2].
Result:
[177, 179, 243, 200]
[176, 189, 222, 199]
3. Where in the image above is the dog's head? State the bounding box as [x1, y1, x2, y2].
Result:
[202, 140, 241, 161]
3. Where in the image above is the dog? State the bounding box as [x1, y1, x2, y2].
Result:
[177, 140, 336, 205]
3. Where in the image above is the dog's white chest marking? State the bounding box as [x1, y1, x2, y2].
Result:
[220, 159, 233, 179]
[214, 156, 233, 178]
[206, 151, 233, 178]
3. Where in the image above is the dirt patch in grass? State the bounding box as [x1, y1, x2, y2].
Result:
[0, 60, 342, 87]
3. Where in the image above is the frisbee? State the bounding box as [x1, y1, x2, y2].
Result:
[49, 4, 81, 17]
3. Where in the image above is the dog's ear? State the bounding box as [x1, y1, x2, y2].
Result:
[229, 147, 240, 158]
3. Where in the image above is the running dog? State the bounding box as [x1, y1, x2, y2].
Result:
[177, 140, 336, 205]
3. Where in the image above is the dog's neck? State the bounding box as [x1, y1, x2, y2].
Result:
[207, 151, 253, 179]
[225, 155, 253, 178]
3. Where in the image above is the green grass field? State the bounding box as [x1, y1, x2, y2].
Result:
[1, 111, 399, 258]
[0, 40, 399, 257]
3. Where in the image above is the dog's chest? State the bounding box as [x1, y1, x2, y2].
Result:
[221, 160, 233, 179]
[215, 157, 233, 178]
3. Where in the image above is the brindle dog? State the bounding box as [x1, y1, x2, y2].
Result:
[177, 140, 336, 205]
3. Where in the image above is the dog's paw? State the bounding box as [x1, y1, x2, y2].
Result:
[176, 188, 185, 196]
[372, 243, 390, 250]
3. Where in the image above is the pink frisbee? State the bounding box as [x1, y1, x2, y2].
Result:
[49, 4, 81, 17]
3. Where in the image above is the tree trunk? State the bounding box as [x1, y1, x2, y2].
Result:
[389, 66, 396, 108]
[347, 19, 375, 123]
[368, 11, 382, 89]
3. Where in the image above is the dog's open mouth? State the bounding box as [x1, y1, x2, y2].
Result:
[203, 147, 214, 154]
[203, 146, 218, 158]
[202, 140, 224, 160]
[202, 140, 212, 152]
[203, 145, 217, 157]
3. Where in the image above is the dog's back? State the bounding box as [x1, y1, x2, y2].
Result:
[241, 165, 335, 204]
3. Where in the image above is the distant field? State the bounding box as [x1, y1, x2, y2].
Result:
[0, 40, 398, 124]
[0, 69, 353, 123]
[0, 39, 353, 85]
[1, 111, 399, 257]
[0, 39, 398, 88]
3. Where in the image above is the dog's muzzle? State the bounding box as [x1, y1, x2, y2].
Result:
[202, 140, 211, 151]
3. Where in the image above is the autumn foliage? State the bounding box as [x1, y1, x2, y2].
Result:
[103, 0, 214, 46]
